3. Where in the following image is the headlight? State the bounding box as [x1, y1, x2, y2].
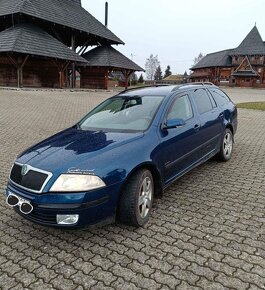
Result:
[50, 174, 106, 192]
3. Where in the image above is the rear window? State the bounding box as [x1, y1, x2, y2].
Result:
[209, 88, 230, 106]
[193, 89, 213, 114]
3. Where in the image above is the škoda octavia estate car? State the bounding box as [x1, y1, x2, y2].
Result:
[6, 83, 237, 228]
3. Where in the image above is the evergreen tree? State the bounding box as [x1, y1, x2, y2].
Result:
[154, 65, 163, 81]
[138, 74, 144, 83]
[164, 65, 172, 79]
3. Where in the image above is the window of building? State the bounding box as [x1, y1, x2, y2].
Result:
[193, 89, 213, 114]
[167, 95, 193, 121]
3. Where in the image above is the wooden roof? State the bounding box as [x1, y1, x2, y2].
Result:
[232, 26, 265, 55]
[82, 45, 144, 71]
[191, 49, 233, 70]
[191, 26, 265, 70]
[0, 0, 123, 45]
[0, 24, 87, 62]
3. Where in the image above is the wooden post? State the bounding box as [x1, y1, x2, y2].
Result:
[123, 69, 133, 90]
[53, 60, 70, 89]
[16, 55, 29, 88]
[71, 34, 76, 88]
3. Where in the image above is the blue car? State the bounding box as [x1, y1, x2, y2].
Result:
[6, 83, 237, 228]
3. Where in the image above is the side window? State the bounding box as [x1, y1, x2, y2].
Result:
[167, 95, 193, 121]
[209, 88, 230, 106]
[193, 89, 213, 114]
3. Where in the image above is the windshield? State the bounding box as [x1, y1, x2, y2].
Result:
[79, 96, 164, 132]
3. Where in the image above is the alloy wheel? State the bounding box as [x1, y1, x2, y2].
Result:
[138, 177, 152, 218]
[223, 132, 233, 157]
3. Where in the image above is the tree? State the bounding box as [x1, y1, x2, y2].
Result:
[130, 72, 138, 86]
[138, 73, 144, 83]
[164, 65, 172, 79]
[154, 65, 163, 81]
[193, 52, 204, 65]
[145, 54, 160, 80]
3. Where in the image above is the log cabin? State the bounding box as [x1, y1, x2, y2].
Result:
[190, 26, 265, 87]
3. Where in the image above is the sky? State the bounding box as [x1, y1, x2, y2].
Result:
[82, 0, 265, 76]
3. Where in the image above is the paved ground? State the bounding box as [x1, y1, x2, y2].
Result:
[222, 87, 265, 104]
[0, 88, 265, 290]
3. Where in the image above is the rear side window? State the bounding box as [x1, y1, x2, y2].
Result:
[193, 89, 213, 114]
[209, 88, 230, 106]
[167, 95, 193, 121]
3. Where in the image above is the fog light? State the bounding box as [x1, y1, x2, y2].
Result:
[56, 214, 79, 225]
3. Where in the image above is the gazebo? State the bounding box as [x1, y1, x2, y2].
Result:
[0, 0, 131, 88]
[0, 24, 87, 88]
[80, 45, 144, 89]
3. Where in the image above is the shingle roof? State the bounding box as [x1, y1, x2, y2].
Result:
[232, 71, 259, 77]
[232, 26, 265, 55]
[191, 49, 233, 70]
[0, 0, 123, 44]
[82, 45, 144, 71]
[0, 24, 87, 62]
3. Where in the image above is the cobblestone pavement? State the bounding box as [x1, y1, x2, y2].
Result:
[223, 87, 265, 104]
[0, 89, 265, 290]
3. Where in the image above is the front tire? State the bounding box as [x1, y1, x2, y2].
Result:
[217, 128, 233, 161]
[118, 169, 154, 227]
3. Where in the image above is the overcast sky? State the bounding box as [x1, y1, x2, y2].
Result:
[82, 0, 265, 76]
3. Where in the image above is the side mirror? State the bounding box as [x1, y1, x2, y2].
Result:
[163, 118, 186, 130]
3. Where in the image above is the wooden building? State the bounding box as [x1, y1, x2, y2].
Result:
[0, 0, 142, 89]
[190, 26, 265, 87]
[80, 45, 144, 90]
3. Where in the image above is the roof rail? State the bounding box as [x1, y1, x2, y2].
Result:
[180, 82, 215, 87]
[119, 84, 169, 94]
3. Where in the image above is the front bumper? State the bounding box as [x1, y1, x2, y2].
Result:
[6, 181, 122, 228]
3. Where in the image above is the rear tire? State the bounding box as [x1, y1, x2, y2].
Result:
[118, 169, 154, 227]
[217, 128, 233, 162]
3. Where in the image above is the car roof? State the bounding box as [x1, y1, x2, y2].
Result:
[118, 83, 217, 97]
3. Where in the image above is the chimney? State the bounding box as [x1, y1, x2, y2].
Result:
[72, 0, 82, 6]
[105, 2, 108, 27]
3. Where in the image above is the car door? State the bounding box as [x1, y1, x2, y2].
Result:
[158, 93, 202, 183]
[190, 88, 224, 159]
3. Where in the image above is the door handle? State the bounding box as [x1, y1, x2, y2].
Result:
[194, 124, 200, 132]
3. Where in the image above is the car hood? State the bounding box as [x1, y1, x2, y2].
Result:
[17, 127, 144, 173]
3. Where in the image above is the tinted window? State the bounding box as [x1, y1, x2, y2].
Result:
[167, 95, 193, 121]
[209, 88, 230, 106]
[193, 89, 213, 114]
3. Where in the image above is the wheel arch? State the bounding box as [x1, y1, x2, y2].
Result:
[225, 123, 234, 134]
[121, 162, 164, 199]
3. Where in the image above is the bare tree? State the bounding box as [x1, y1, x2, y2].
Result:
[193, 52, 204, 65]
[145, 54, 160, 80]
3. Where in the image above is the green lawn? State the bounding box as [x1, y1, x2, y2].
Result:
[237, 102, 265, 111]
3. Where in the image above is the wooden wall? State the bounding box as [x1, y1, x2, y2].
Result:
[23, 58, 60, 88]
[0, 55, 61, 88]
[80, 67, 108, 89]
[0, 56, 17, 87]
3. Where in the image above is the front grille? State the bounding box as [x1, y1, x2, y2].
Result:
[14, 207, 57, 225]
[10, 163, 51, 193]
